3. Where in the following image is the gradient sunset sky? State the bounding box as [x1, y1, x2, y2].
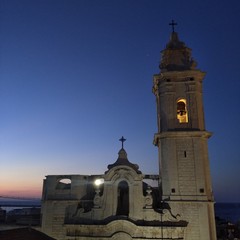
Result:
[0, 0, 240, 202]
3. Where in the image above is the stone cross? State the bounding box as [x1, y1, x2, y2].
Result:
[119, 136, 126, 149]
[169, 20, 177, 32]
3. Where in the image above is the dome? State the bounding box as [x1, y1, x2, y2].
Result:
[106, 148, 141, 174]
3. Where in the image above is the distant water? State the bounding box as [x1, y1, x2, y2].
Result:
[0, 198, 41, 212]
[215, 202, 240, 223]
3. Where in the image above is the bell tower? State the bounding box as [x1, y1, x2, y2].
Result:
[153, 23, 217, 240]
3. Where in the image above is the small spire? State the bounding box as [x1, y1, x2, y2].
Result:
[106, 137, 141, 174]
[169, 20, 177, 33]
[119, 136, 126, 149]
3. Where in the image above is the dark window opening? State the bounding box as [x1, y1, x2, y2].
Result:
[116, 181, 129, 216]
[171, 188, 176, 193]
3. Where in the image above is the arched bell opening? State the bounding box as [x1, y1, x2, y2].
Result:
[177, 99, 188, 123]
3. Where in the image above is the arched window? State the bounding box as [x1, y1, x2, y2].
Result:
[56, 178, 71, 189]
[116, 181, 129, 216]
[177, 99, 188, 123]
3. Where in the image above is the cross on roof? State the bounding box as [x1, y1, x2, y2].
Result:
[119, 136, 126, 149]
[169, 20, 177, 32]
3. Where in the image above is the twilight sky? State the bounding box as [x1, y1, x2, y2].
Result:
[0, 0, 239, 202]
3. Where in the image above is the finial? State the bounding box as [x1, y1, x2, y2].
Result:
[119, 136, 126, 149]
[169, 20, 177, 32]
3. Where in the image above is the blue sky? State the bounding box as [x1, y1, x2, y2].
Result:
[0, 0, 239, 201]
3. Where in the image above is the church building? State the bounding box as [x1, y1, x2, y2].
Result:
[41, 26, 217, 240]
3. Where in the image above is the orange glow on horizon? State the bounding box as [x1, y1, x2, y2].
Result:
[0, 189, 42, 199]
[0, 180, 42, 199]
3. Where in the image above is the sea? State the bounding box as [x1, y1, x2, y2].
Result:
[215, 202, 240, 223]
[0, 198, 239, 224]
[0, 198, 41, 212]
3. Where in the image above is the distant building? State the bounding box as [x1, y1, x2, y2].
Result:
[6, 207, 40, 225]
[215, 217, 240, 240]
[0, 208, 6, 223]
[41, 28, 217, 240]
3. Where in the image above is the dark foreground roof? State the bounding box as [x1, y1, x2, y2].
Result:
[0, 227, 56, 240]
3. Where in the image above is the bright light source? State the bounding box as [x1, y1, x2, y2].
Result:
[94, 178, 104, 186]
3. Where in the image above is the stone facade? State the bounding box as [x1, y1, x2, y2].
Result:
[41, 149, 187, 239]
[41, 30, 216, 240]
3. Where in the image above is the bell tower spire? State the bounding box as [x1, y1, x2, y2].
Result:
[153, 28, 204, 133]
[153, 26, 216, 240]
